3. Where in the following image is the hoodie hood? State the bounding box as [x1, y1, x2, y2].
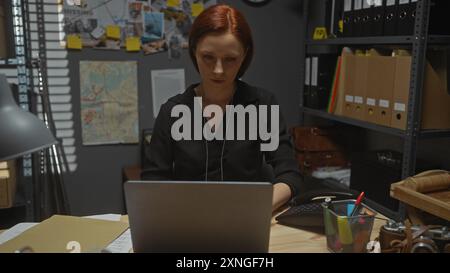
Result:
[167, 80, 260, 106]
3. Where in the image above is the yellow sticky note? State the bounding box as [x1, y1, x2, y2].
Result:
[106, 25, 121, 40]
[313, 27, 328, 40]
[126, 37, 141, 52]
[167, 0, 180, 8]
[67, 34, 82, 50]
[192, 3, 204, 17]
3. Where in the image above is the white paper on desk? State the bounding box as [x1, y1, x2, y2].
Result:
[151, 69, 185, 118]
[0, 223, 38, 245]
[83, 214, 122, 222]
[103, 229, 133, 253]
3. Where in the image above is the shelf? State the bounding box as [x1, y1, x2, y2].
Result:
[13, 193, 27, 208]
[0, 193, 27, 210]
[428, 35, 450, 44]
[0, 58, 18, 68]
[419, 129, 450, 139]
[306, 35, 450, 46]
[306, 36, 415, 45]
[302, 107, 450, 139]
[301, 107, 406, 138]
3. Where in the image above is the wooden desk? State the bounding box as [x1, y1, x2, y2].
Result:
[0, 216, 385, 253]
[120, 166, 387, 252]
[121, 214, 387, 253]
[268, 215, 386, 253]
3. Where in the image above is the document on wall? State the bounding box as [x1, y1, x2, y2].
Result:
[151, 69, 185, 118]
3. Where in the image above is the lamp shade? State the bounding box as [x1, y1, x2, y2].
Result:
[0, 74, 57, 161]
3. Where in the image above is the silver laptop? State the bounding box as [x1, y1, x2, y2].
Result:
[124, 181, 273, 253]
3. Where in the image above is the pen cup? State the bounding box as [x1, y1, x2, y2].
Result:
[322, 200, 376, 253]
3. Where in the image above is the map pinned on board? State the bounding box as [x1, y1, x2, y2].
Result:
[79, 61, 139, 145]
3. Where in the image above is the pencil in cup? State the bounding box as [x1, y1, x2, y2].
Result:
[322, 200, 376, 253]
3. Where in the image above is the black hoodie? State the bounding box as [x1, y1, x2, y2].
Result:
[141, 80, 306, 197]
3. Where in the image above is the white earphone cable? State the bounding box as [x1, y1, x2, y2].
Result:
[200, 85, 236, 183]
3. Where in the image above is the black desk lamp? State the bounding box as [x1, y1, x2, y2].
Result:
[0, 73, 57, 160]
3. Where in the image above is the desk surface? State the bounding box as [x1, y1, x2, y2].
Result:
[268, 215, 386, 253]
[0, 216, 385, 253]
[120, 166, 386, 252]
[119, 214, 386, 253]
[2, 165, 387, 253]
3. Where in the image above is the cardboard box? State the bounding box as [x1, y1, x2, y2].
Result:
[352, 55, 369, 121]
[340, 54, 357, 118]
[0, 160, 17, 209]
[0, 3, 7, 59]
[371, 56, 396, 127]
[391, 49, 450, 130]
[391, 56, 411, 130]
[364, 55, 379, 125]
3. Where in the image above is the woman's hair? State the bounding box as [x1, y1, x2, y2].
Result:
[188, 4, 254, 79]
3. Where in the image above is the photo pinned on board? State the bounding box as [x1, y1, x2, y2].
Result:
[142, 12, 165, 43]
[128, 1, 144, 23]
[64, 16, 101, 47]
[150, 0, 167, 11]
[93, 39, 121, 50]
[168, 34, 182, 60]
[142, 39, 168, 55]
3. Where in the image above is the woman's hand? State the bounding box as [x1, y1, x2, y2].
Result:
[272, 182, 292, 212]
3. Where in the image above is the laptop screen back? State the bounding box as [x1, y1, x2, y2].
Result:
[124, 181, 273, 253]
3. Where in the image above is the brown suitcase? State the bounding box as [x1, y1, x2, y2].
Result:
[295, 151, 349, 175]
[290, 127, 350, 175]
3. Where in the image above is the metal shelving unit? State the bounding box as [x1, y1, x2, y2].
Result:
[0, 58, 19, 68]
[306, 35, 416, 45]
[1, 0, 68, 224]
[301, 107, 407, 138]
[300, 0, 448, 220]
[12, 0, 35, 221]
[0, 0, 36, 222]
[306, 35, 450, 46]
[301, 107, 450, 140]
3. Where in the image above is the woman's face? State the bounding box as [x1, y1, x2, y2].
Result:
[195, 32, 246, 87]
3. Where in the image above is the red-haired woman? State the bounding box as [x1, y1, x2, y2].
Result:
[142, 4, 306, 212]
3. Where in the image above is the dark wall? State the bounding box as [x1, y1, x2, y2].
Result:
[65, 0, 306, 215]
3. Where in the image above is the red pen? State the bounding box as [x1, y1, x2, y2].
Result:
[350, 192, 365, 217]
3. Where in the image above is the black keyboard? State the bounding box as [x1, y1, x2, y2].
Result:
[275, 202, 325, 228]
[288, 203, 323, 214]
